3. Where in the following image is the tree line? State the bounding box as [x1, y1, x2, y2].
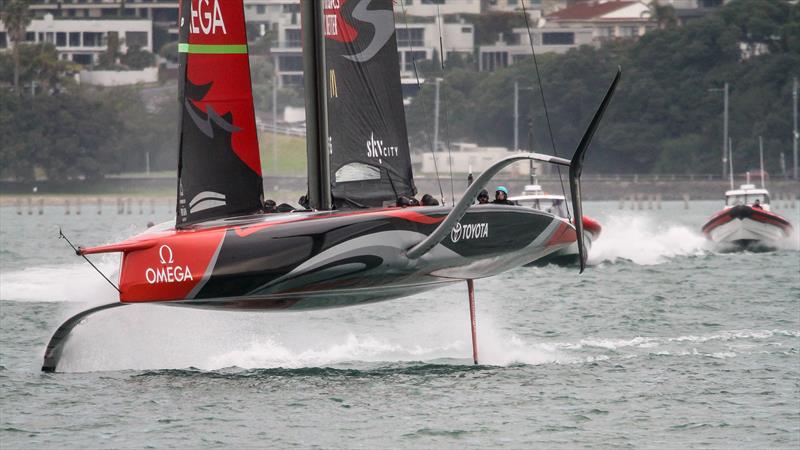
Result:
[1, 0, 798, 180]
[406, 0, 800, 175]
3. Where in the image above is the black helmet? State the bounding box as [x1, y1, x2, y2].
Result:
[477, 189, 489, 200]
[396, 195, 413, 207]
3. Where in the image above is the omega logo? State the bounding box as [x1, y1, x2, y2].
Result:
[145, 244, 193, 284]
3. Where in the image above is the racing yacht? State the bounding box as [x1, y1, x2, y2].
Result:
[42, 0, 621, 371]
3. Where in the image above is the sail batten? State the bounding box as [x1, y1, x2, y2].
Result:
[176, 0, 263, 227]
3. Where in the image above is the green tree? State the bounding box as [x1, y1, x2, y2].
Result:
[159, 41, 179, 63]
[650, 0, 677, 30]
[120, 46, 155, 70]
[0, 42, 77, 92]
[1, 0, 33, 91]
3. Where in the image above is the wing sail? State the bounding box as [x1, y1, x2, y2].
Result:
[176, 0, 264, 226]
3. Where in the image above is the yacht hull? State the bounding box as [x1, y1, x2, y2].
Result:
[526, 216, 601, 266]
[81, 205, 575, 311]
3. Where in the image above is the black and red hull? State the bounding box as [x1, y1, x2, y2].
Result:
[526, 215, 601, 266]
[82, 206, 576, 311]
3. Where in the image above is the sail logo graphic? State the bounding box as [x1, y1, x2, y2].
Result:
[366, 132, 398, 161]
[324, 0, 340, 38]
[190, 0, 227, 35]
[145, 245, 194, 284]
[343, 0, 394, 62]
[450, 222, 489, 243]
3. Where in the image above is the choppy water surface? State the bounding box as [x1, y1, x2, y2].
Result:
[1, 201, 798, 448]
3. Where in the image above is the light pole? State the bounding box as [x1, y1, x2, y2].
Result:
[709, 83, 729, 178]
[433, 77, 441, 154]
[514, 81, 535, 181]
[272, 69, 278, 174]
[793, 77, 797, 179]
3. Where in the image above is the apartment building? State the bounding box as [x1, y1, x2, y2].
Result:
[544, 1, 655, 41]
[478, 26, 593, 71]
[397, 0, 481, 16]
[0, 13, 153, 65]
[272, 19, 474, 87]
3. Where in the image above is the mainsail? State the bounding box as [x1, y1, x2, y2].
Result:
[176, 0, 264, 226]
[318, 0, 417, 208]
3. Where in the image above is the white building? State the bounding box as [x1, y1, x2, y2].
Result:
[244, 0, 301, 36]
[485, 0, 568, 14]
[28, 0, 178, 27]
[543, 1, 655, 42]
[272, 19, 474, 87]
[416, 143, 537, 176]
[396, 20, 474, 78]
[0, 14, 153, 66]
[478, 26, 593, 71]
[397, 0, 481, 16]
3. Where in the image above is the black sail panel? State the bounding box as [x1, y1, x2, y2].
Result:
[323, 0, 416, 208]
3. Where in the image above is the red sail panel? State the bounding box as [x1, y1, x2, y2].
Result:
[176, 0, 264, 226]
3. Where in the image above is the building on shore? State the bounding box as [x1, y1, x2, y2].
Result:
[0, 13, 153, 66]
[478, 26, 593, 72]
[271, 19, 474, 87]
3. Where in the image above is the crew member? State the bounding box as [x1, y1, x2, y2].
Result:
[753, 199, 763, 209]
[421, 194, 439, 206]
[492, 186, 515, 205]
[263, 199, 277, 213]
[397, 196, 414, 207]
[477, 189, 490, 204]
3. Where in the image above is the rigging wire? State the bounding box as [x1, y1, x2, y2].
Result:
[58, 228, 121, 293]
[435, 4, 456, 205]
[520, 0, 572, 220]
[401, 0, 445, 205]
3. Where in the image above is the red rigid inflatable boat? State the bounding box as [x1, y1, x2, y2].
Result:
[702, 184, 793, 250]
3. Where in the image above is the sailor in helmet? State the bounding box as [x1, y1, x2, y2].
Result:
[492, 186, 515, 205]
[476, 189, 490, 204]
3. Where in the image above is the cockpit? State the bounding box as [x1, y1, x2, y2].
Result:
[725, 193, 770, 206]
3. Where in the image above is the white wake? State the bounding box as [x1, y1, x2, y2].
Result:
[588, 214, 710, 265]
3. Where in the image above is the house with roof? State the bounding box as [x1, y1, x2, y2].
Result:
[543, 0, 655, 42]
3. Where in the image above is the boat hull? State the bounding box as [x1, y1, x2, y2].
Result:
[702, 205, 792, 250]
[525, 216, 601, 267]
[85, 205, 576, 311]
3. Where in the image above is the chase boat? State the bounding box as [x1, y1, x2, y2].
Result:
[702, 183, 792, 250]
[510, 184, 602, 265]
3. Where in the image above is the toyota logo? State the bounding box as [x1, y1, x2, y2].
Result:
[450, 222, 463, 243]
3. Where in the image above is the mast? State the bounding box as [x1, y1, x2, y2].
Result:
[723, 82, 729, 179]
[793, 77, 798, 180]
[759, 136, 765, 189]
[514, 80, 519, 151]
[301, 0, 332, 210]
[728, 138, 734, 190]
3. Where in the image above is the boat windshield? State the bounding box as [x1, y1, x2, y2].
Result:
[726, 193, 770, 206]
[518, 199, 568, 218]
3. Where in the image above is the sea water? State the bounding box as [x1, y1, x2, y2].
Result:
[1, 201, 798, 448]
